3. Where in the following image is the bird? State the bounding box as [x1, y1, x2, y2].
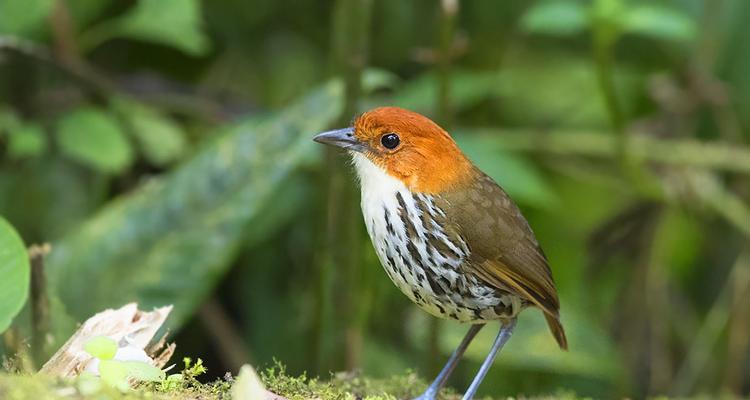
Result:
[313, 106, 567, 400]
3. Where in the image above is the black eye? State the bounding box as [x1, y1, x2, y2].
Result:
[381, 133, 400, 149]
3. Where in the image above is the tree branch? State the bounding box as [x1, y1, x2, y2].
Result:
[0, 35, 114, 97]
[458, 128, 750, 174]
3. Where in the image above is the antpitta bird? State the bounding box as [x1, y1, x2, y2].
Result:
[314, 107, 566, 400]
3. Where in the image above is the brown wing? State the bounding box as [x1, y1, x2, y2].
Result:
[442, 172, 567, 349]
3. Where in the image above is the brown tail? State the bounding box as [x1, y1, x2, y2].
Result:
[544, 313, 568, 350]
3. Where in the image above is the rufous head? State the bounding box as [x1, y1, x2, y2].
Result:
[313, 106, 476, 193]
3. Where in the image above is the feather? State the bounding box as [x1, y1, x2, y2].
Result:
[442, 172, 568, 349]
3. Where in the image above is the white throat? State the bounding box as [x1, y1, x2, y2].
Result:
[350, 152, 406, 201]
[350, 152, 406, 238]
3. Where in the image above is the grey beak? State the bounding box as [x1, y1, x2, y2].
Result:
[313, 127, 364, 152]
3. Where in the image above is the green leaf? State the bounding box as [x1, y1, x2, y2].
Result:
[120, 360, 165, 381]
[87, 0, 210, 55]
[622, 5, 696, 42]
[361, 69, 401, 92]
[115, 99, 187, 166]
[8, 122, 48, 159]
[46, 81, 346, 328]
[0, 216, 29, 334]
[99, 359, 164, 391]
[520, 1, 589, 36]
[0, 0, 53, 36]
[56, 107, 134, 174]
[83, 336, 118, 360]
[591, 0, 626, 25]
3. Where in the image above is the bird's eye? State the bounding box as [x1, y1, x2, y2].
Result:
[380, 133, 400, 149]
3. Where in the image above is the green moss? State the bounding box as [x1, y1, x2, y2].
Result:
[259, 364, 590, 400]
[260, 362, 432, 400]
[0, 364, 588, 400]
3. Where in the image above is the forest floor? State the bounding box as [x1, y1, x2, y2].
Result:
[0, 367, 586, 400]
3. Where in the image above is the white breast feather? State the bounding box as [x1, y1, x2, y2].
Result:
[349, 151, 513, 322]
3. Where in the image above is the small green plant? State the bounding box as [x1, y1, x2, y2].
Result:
[83, 336, 165, 392]
[158, 357, 208, 392]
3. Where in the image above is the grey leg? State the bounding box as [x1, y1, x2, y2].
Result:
[413, 323, 485, 400]
[461, 319, 517, 400]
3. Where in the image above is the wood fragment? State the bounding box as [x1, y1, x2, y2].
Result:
[40, 303, 173, 377]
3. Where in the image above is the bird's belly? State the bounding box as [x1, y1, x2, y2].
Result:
[361, 187, 520, 322]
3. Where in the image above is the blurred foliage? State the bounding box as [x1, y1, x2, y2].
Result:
[0, 216, 29, 333]
[1, 0, 750, 399]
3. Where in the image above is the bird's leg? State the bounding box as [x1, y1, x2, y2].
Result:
[461, 318, 517, 400]
[462, 318, 516, 400]
[413, 323, 485, 400]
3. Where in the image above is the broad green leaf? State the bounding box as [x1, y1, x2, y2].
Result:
[99, 359, 164, 391]
[590, 0, 627, 47]
[520, 1, 589, 36]
[120, 360, 165, 381]
[362, 69, 401, 92]
[115, 100, 187, 166]
[622, 5, 696, 42]
[0, 0, 53, 36]
[46, 81, 345, 328]
[591, 0, 626, 25]
[8, 122, 47, 159]
[0, 216, 29, 334]
[56, 107, 134, 174]
[83, 336, 118, 360]
[87, 0, 210, 55]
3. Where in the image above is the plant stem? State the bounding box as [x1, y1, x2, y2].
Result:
[723, 257, 750, 394]
[437, 0, 458, 127]
[198, 297, 252, 372]
[672, 248, 750, 395]
[29, 244, 51, 366]
[592, 29, 625, 153]
[0, 36, 114, 98]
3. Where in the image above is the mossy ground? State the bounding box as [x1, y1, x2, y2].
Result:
[0, 365, 584, 400]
